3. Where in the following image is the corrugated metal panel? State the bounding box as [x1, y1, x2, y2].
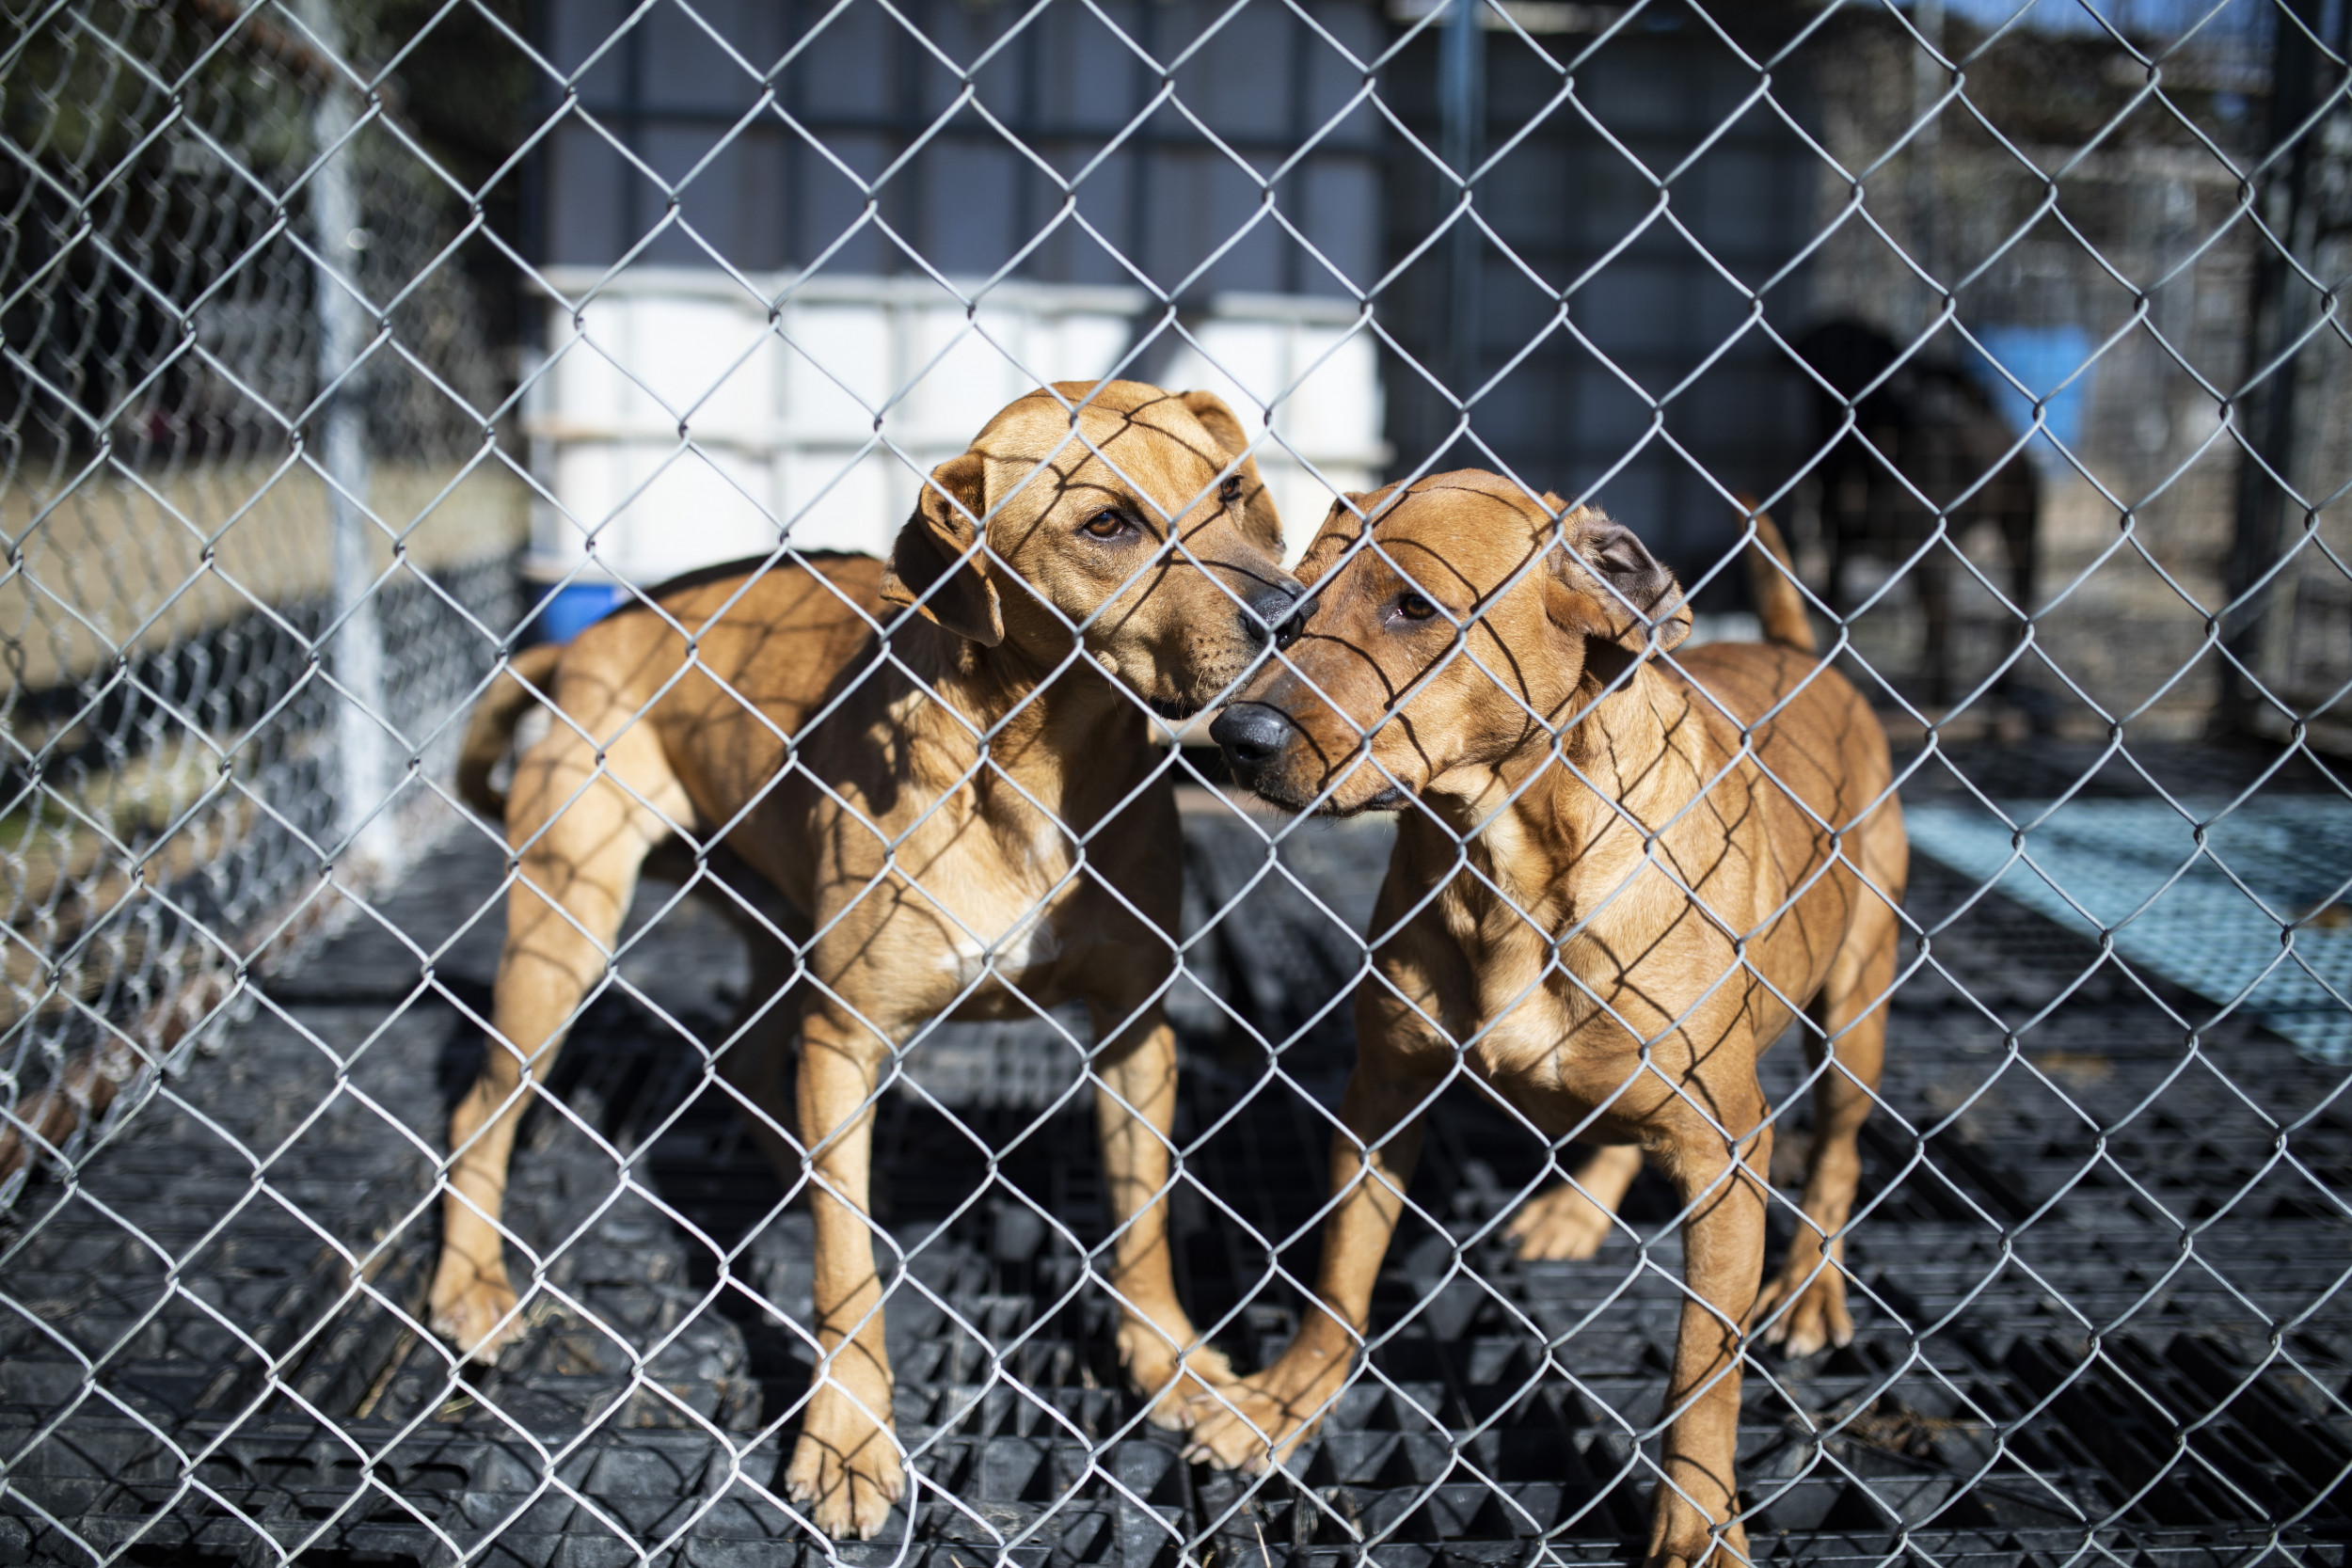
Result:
[533, 0, 1384, 295]
[1376, 11, 1822, 604]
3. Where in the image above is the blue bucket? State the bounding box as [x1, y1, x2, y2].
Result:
[531, 582, 630, 645]
[1965, 324, 2094, 468]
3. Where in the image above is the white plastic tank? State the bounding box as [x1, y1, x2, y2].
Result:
[523, 267, 1386, 637]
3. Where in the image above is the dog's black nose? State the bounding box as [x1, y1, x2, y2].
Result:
[1240, 578, 1306, 648]
[1210, 703, 1293, 776]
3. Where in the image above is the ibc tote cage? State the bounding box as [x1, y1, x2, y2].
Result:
[2, 2, 2352, 1567]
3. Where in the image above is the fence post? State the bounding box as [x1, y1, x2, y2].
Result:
[296, 0, 397, 870]
[2223, 0, 2328, 724]
[1439, 0, 1485, 410]
[1909, 0, 1945, 338]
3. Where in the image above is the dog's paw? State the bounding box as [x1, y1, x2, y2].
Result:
[1505, 1180, 1616, 1262]
[1752, 1259, 1853, 1358]
[786, 1387, 905, 1541]
[1645, 1488, 1749, 1568]
[1119, 1322, 1235, 1430]
[1179, 1367, 1340, 1473]
[1645, 1542, 1748, 1568]
[426, 1256, 524, 1366]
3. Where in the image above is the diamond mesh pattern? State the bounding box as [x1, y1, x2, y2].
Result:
[2, 2, 2349, 1566]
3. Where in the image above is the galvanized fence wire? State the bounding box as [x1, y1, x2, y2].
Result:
[1, 1, 518, 1200]
[2, 0, 2352, 1565]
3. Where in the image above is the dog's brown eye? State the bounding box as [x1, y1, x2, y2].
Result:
[1396, 592, 1438, 622]
[1083, 510, 1127, 538]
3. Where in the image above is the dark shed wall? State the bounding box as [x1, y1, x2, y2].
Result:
[1377, 8, 1822, 604]
[536, 0, 1385, 298]
[532, 0, 1823, 599]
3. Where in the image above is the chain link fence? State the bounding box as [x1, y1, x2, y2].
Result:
[1, 1, 523, 1199]
[2, 1, 2348, 1566]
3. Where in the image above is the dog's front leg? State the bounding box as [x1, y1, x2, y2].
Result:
[1506, 1142, 1644, 1261]
[1645, 1093, 1772, 1568]
[1182, 1021, 1443, 1471]
[1754, 921, 1894, 1357]
[1089, 997, 1233, 1423]
[784, 1003, 904, 1541]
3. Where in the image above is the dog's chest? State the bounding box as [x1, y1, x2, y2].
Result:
[1458, 933, 1606, 1088]
[1440, 863, 1744, 1099]
[934, 896, 1068, 992]
[897, 808, 1096, 1004]
[1425, 882, 1585, 1082]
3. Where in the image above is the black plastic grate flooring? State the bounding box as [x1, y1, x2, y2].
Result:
[2, 742, 2347, 1568]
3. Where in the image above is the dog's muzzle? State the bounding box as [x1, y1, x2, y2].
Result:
[1209, 702, 1295, 784]
[1238, 580, 1307, 651]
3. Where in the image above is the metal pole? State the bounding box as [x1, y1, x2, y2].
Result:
[298, 0, 395, 869]
[2223, 0, 2328, 721]
[1439, 0, 1485, 417]
[1910, 0, 1945, 341]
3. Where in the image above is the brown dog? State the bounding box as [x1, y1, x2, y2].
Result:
[1189, 472, 1905, 1568]
[434, 381, 1301, 1538]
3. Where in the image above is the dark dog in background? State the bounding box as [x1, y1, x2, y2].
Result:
[1795, 319, 2045, 721]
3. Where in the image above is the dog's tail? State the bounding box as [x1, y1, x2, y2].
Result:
[456, 641, 564, 823]
[1737, 499, 1817, 655]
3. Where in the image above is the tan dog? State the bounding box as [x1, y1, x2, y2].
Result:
[434, 381, 1301, 1539]
[1189, 472, 1905, 1568]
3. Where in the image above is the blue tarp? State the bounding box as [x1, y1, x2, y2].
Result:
[1965, 324, 2094, 468]
[1906, 796, 2352, 1062]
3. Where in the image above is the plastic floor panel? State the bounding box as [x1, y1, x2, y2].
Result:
[2, 743, 2347, 1566]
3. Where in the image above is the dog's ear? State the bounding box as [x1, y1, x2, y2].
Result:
[1295, 486, 1397, 586]
[1179, 389, 1283, 549]
[1541, 508, 1690, 658]
[881, 451, 1003, 646]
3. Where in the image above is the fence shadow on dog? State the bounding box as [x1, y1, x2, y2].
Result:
[4, 1, 2350, 1566]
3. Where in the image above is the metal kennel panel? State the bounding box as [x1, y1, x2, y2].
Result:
[1373, 9, 1827, 600]
[527, 0, 1386, 292]
[0, 1, 524, 1204]
[1, 3, 2349, 1568]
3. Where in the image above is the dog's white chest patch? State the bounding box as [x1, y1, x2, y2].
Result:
[938, 915, 1061, 986]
